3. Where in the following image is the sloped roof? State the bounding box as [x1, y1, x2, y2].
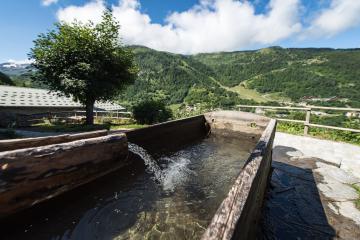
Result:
[0, 85, 124, 111]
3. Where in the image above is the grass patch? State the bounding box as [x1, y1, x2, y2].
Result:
[110, 124, 146, 130]
[227, 85, 270, 103]
[169, 103, 182, 112]
[352, 184, 360, 210]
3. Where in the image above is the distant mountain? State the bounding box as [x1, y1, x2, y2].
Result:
[120, 46, 360, 107]
[119, 46, 245, 108]
[0, 62, 47, 89]
[3, 46, 360, 107]
[0, 62, 32, 76]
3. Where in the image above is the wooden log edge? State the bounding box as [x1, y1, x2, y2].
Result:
[0, 130, 108, 152]
[0, 133, 128, 219]
[201, 119, 276, 240]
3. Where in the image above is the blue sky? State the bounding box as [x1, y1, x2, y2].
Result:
[1, 0, 360, 62]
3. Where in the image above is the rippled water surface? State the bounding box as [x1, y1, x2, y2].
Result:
[3, 134, 257, 240]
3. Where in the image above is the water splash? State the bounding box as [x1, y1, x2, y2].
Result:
[128, 143, 195, 191]
[161, 156, 195, 191]
[128, 143, 164, 182]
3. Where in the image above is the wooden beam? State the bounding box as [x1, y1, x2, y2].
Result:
[237, 105, 309, 111]
[276, 118, 306, 124]
[0, 134, 128, 218]
[201, 119, 277, 240]
[0, 130, 108, 152]
[304, 109, 311, 135]
[307, 123, 360, 133]
[237, 104, 360, 112]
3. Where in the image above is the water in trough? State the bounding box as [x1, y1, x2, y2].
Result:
[3, 134, 258, 240]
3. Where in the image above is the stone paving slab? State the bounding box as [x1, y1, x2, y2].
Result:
[259, 133, 360, 240]
[274, 132, 360, 178]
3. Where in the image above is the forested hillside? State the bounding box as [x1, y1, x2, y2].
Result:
[194, 47, 360, 106]
[2, 46, 360, 107]
[119, 46, 360, 108]
[118, 46, 253, 108]
[0, 71, 13, 85]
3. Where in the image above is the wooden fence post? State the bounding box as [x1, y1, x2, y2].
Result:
[304, 108, 311, 135]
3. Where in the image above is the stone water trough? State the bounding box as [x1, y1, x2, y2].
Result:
[0, 111, 276, 239]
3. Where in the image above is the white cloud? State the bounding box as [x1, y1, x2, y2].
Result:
[42, 0, 58, 6]
[3, 59, 34, 68]
[57, 0, 105, 23]
[6, 59, 34, 65]
[307, 0, 360, 37]
[57, 0, 302, 54]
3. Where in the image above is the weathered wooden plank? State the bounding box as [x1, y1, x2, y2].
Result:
[0, 133, 128, 218]
[0, 130, 108, 152]
[276, 118, 305, 123]
[202, 119, 276, 240]
[237, 105, 310, 111]
[237, 104, 360, 112]
[126, 115, 208, 153]
[307, 123, 360, 133]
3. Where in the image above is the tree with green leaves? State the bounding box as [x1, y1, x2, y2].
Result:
[30, 11, 138, 125]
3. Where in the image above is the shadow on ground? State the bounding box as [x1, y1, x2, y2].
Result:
[258, 146, 336, 240]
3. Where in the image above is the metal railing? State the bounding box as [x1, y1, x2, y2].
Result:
[237, 105, 360, 135]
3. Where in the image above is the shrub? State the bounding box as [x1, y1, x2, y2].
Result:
[132, 100, 173, 124]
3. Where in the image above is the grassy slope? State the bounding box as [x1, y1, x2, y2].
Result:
[226, 85, 269, 102]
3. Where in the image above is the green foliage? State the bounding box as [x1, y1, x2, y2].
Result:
[117, 46, 360, 109]
[277, 121, 360, 145]
[119, 46, 220, 105]
[29, 10, 138, 124]
[0, 71, 14, 85]
[193, 47, 360, 106]
[352, 184, 360, 210]
[132, 99, 173, 124]
[11, 73, 47, 88]
[9, 46, 360, 110]
[265, 109, 360, 145]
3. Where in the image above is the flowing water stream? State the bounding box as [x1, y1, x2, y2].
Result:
[128, 143, 164, 182]
[3, 134, 258, 240]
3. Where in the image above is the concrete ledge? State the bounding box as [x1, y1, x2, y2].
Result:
[204, 111, 269, 136]
[202, 118, 276, 240]
[0, 134, 128, 219]
[0, 130, 108, 152]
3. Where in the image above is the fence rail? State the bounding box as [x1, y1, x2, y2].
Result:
[16, 110, 132, 127]
[236, 105, 360, 135]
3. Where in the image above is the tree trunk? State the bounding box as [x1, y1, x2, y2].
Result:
[85, 99, 95, 125]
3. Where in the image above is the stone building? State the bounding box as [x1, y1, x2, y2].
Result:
[0, 85, 125, 127]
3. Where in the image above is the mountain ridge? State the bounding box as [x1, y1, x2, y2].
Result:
[2, 46, 360, 107]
